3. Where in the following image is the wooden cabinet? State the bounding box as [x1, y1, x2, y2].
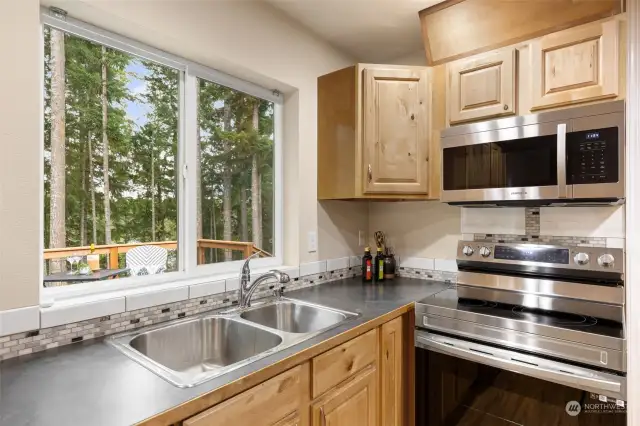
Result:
[318, 64, 438, 200]
[363, 68, 430, 194]
[530, 18, 620, 110]
[448, 49, 516, 124]
[311, 366, 379, 426]
[380, 316, 403, 426]
[183, 365, 308, 426]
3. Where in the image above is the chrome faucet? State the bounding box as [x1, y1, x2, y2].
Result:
[239, 253, 290, 308]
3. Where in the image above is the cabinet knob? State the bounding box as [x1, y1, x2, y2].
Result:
[411, 113, 415, 120]
[368, 164, 372, 182]
[503, 104, 509, 111]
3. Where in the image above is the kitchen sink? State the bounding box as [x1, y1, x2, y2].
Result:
[109, 298, 359, 388]
[240, 300, 352, 333]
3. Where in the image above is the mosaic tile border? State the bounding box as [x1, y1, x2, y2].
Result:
[474, 207, 607, 248]
[0, 267, 360, 362]
[396, 267, 457, 283]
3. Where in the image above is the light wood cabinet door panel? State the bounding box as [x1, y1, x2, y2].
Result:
[311, 366, 378, 426]
[530, 18, 619, 110]
[184, 366, 306, 426]
[312, 328, 378, 398]
[448, 49, 516, 124]
[363, 68, 430, 194]
[380, 316, 403, 426]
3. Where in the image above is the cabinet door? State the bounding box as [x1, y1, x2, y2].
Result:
[311, 366, 378, 426]
[273, 413, 301, 426]
[448, 49, 516, 124]
[380, 317, 403, 426]
[362, 67, 430, 195]
[184, 366, 307, 426]
[531, 18, 619, 110]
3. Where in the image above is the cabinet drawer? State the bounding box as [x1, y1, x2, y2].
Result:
[312, 328, 378, 398]
[184, 366, 304, 426]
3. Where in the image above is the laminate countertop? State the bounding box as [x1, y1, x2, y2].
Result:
[0, 277, 449, 426]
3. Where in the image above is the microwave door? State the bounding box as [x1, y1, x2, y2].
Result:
[441, 121, 568, 203]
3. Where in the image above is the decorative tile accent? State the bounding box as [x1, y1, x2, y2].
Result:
[396, 267, 457, 283]
[0, 265, 362, 362]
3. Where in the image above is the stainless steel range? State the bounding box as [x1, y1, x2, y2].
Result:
[415, 240, 626, 425]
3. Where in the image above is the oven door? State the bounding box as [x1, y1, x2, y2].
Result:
[415, 331, 627, 426]
[441, 121, 569, 204]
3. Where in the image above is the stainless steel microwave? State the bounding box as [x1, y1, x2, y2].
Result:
[440, 101, 625, 206]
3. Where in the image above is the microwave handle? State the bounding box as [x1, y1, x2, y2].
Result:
[557, 123, 568, 198]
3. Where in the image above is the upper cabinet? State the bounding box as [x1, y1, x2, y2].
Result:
[530, 18, 620, 111]
[318, 64, 439, 200]
[448, 49, 516, 124]
[363, 68, 430, 194]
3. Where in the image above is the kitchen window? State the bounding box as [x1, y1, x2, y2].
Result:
[41, 9, 283, 298]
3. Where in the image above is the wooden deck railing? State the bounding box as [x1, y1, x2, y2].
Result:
[44, 239, 270, 270]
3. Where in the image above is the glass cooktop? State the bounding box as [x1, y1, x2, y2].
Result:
[417, 288, 623, 340]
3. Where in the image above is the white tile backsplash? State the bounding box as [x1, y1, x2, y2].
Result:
[225, 277, 240, 292]
[606, 238, 625, 249]
[189, 280, 226, 299]
[126, 287, 188, 311]
[399, 257, 435, 270]
[0, 305, 40, 336]
[461, 208, 525, 235]
[540, 206, 624, 238]
[326, 257, 350, 271]
[41, 298, 125, 329]
[435, 259, 458, 272]
[299, 260, 327, 276]
[349, 256, 361, 268]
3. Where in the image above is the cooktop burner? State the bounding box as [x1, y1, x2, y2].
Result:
[416, 288, 623, 340]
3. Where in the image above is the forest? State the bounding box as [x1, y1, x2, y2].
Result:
[43, 27, 275, 275]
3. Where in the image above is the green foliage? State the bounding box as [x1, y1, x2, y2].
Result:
[43, 27, 275, 266]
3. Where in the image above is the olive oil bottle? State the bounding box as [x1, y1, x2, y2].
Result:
[374, 247, 385, 282]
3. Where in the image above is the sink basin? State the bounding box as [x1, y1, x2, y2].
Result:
[109, 298, 359, 387]
[129, 317, 282, 374]
[240, 300, 354, 333]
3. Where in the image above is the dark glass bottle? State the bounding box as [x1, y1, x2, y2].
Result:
[374, 247, 385, 282]
[362, 247, 373, 282]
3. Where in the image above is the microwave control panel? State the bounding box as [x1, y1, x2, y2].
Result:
[567, 127, 619, 184]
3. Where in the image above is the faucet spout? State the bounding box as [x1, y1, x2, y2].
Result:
[239, 270, 290, 308]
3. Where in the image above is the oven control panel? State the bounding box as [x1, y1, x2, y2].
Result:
[567, 127, 619, 185]
[457, 241, 623, 274]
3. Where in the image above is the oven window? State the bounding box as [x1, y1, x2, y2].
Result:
[443, 135, 558, 191]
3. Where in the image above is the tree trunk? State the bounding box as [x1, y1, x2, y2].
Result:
[49, 28, 66, 273]
[80, 134, 87, 247]
[88, 132, 98, 244]
[222, 101, 233, 262]
[240, 183, 248, 242]
[210, 190, 217, 263]
[251, 102, 262, 249]
[150, 134, 156, 242]
[101, 46, 112, 244]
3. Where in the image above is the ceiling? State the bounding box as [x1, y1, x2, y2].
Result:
[265, 0, 445, 63]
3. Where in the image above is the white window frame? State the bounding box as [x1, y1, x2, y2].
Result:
[40, 9, 284, 301]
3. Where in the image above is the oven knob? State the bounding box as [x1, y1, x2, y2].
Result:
[598, 253, 615, 268]
[462, 245, 474, 256]
[574, 252, 590, 266]
[479, 246, 492, 258]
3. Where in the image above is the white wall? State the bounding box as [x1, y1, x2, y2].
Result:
[0, 0, 362, 310]
[0, 0, 41, 310]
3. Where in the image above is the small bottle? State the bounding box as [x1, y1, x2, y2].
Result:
[362, 247, 373, 282]
[374, 247, 385, 282]
[87, 243, 100, 271]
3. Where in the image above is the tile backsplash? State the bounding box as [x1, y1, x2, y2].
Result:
[0, 266, 361, 362]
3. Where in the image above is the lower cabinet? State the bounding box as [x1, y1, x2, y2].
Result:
[182, 314, 409, 426]
[311, 366, 378, 426]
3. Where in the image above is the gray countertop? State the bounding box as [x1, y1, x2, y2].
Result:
[0, 277, 448, 426]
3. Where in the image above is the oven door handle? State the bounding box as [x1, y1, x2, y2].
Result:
[415, 331, 624, 399]
[557, 123, 568, 199]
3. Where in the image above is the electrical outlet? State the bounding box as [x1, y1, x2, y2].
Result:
[358, 230, 365, 247]
[307, 231, 317, 253]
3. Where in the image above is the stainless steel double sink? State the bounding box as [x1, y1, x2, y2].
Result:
[108, 298, 359, 387]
